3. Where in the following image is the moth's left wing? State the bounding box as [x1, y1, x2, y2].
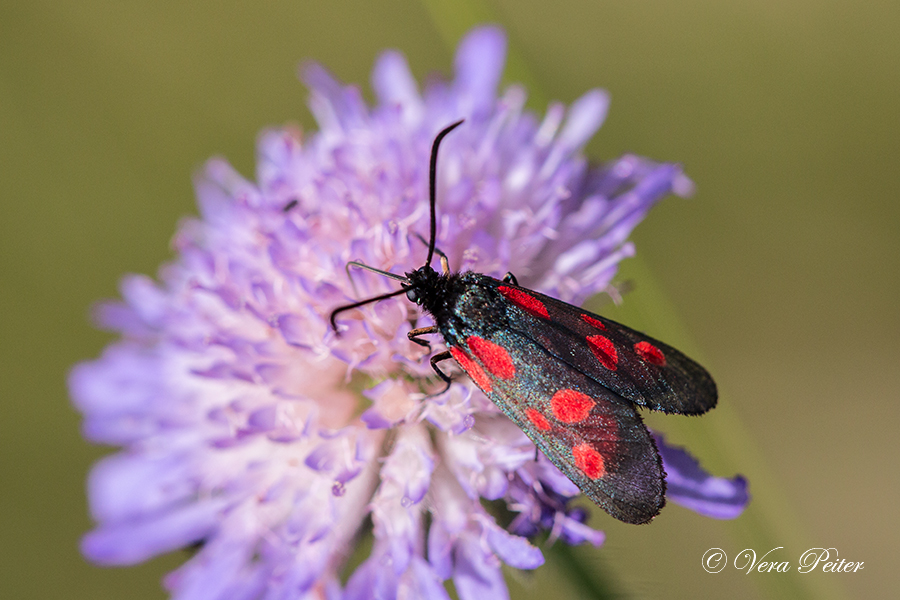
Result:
[449, 328, 665, 524]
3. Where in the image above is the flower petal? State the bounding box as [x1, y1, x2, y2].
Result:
[453, 26, 507, 116]
[372, 50, 423, 124]
[485, 522, 544, 569]
[401, 556, 452, 600]
[453, 533, 509, 600]
[82, 498, 227, 565]
[656, 433, 750, 519]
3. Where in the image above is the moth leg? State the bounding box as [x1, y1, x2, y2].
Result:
[408, 325, 439, 349]
[426, 242, 450, 275]
[429, 350, 454, 395]
[409, 328, 452, 396]
[502, 271, 519, 286]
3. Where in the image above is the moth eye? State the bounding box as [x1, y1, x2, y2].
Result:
[406, 288, 420, 304]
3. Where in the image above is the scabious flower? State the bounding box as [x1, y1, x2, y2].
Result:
[71, 26, 747, 600]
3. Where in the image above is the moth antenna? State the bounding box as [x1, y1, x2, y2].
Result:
[344, 262, 361, 297]
[331, 262, 413, 332]
[344, 260, 409, 297]
[346, 260, 410, 284]
[330, 121, 462, 334]
[329, 287, 410, 333]
[425, 120, 464, 268]
[412, 232, 449, 265]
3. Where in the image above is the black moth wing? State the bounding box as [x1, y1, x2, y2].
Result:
[482, 275, 717, 414]
[449, 327, 665, 524]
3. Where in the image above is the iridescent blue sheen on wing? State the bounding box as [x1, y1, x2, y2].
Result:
[454, 328, 665, 524]
[414, 271, 717, 523]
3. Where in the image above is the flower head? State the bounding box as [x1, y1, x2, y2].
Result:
[71, 26, 747, 600]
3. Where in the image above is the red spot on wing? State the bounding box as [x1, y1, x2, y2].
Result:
[525, 408, 551, 431]
[581, 314, 606, 331]
[498, 286, 549, 319]
[572, 443, 606, 479]
[467, 336, 515, 379]
[550, 389, 595, 423]
[450, 347, 492, 393]
[586, 335, 618, 370]
[634, 341, 666, 366]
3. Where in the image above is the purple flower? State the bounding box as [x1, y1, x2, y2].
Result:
[71, 26, 747, 600]
[655, 433, 749, 520]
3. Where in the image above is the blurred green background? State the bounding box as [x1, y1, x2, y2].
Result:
[2, 1, 897, 598]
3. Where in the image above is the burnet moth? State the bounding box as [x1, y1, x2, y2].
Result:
[331, 121, 717, 524]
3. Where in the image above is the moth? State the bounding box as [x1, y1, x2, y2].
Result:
[331, 121, 717, 524]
